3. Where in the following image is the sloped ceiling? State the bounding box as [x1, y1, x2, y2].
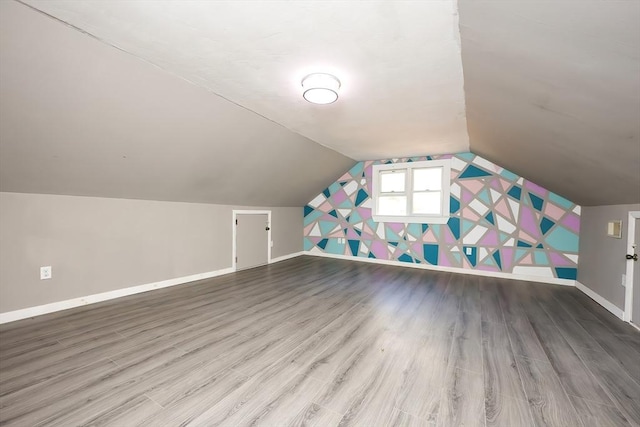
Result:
[459, 0, 640, 206]
[16, 0, 470, 160]
[0, 1, 354, 206]
[1, 0, 639, 207]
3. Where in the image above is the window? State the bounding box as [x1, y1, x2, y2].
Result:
[372, 159, 451, 224]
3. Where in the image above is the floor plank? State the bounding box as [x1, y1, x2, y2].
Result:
[569, 395, 631, 427]
[436, 367, 485, 427]
[578, 348, 640, 423]
[515, 356, 582, 426]
[1, 256, 638, 426]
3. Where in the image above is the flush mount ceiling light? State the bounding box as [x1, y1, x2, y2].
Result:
[301, 73, 341, 104]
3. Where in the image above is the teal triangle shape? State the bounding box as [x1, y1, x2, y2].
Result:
[485, 212, 495, 225]
[406, 223, 421, 238]
[385, 227, 400, 241]
[303, 210, 323, 226]
[529, 193, 544, 211]
[448, 217, 461, 240]
[534, 251, 548, 265]
[515, 248, 529, 262]
[459, 164, 492, 179]
[482, 256, 496, 266]
[349, 211, 362, 224]
[355, 189, 369, 207]
[462, 220, 475, 235]
[493, 250, 502, 269]
[365, 218, 377, 231]
[319, 221, 338, 235]
[328, 182, 341, 195]
[348, 162, 364, 177]
[338, 199, 354, 208]
[456, 152, 475, 161]
[540, 217, 554, 234]
[477, 189, 491, 204]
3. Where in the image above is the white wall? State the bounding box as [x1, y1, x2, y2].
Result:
[0, 192, 301, 313]
[578, 203, 640, 310]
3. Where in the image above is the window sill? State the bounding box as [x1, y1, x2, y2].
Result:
[372, 214, 451, 224]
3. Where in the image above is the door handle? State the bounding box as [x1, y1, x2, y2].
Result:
[627, 254, 638, 261]
[265, 227, 270, 231]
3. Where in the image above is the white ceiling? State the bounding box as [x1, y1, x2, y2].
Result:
[0, 1, 354, 206]
[459, 0, 640, 206]
[22, 0, 470, 161]
[3, 0, 639, 206]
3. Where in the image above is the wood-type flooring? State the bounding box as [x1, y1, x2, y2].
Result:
[1, 256, 639, 426]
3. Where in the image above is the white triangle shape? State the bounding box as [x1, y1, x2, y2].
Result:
[309, 223, 321, 236]
[508, 199, 520, 219]
[490, 189, 502, 203]
[565, 254, 579, 263]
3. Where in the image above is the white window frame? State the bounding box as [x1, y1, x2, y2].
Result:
[371, 159, 451, 224]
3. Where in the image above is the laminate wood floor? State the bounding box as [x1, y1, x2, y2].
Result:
[1, 256, 639, 426]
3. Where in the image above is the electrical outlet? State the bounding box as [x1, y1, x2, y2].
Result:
[622, 274, 626, 287]
[40, 266, 52, 280]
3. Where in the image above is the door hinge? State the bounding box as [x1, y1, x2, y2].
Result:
[235, 219, 238, 225]
[235, 256, 238, 263]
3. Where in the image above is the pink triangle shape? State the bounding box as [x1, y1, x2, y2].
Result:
[460, 179, 485, 194]
[423, 229, 437, 243]
[520, 254, 533, 265]
[495, 199, 512, 220]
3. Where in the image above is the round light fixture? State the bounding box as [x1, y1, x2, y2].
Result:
[301, 73, 340, 104]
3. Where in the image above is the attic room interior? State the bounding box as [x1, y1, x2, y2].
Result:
[0, 0, 639, 425]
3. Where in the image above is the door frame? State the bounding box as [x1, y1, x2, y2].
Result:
[232, 210, 272, 271]
[623, 210, 640, 323]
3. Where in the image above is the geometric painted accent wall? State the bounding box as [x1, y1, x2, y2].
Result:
[304, 153, 580, 280]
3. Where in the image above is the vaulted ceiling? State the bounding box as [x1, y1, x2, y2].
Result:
[1, 0, 638, 206]
[459, 0, 640, 206]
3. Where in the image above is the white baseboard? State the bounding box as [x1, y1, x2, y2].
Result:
[0, 249, 577, 325]
[270, 251, 304, 264]
[575, 281, 625, 320]
[0, 251, 305, 325]
[304, 250, 576, 287]
[0, 267, 235, 325]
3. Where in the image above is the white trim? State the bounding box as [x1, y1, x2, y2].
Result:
[0, 267, 234, 325]
[372, 214, 451, 225]
[624, 211, 640, 322]
[576, 281, 625, 320]
[232, 210, 272, 271]
[304, 250, 575, 286]
[630, 322, 640, 332]
[0, 251, 305, 325]
[372, 159, 451, 224]
[269, 251, 304, 264]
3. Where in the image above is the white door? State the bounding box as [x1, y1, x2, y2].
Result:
[631, 218, 640, 325]
[236, 213, 269, 271]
